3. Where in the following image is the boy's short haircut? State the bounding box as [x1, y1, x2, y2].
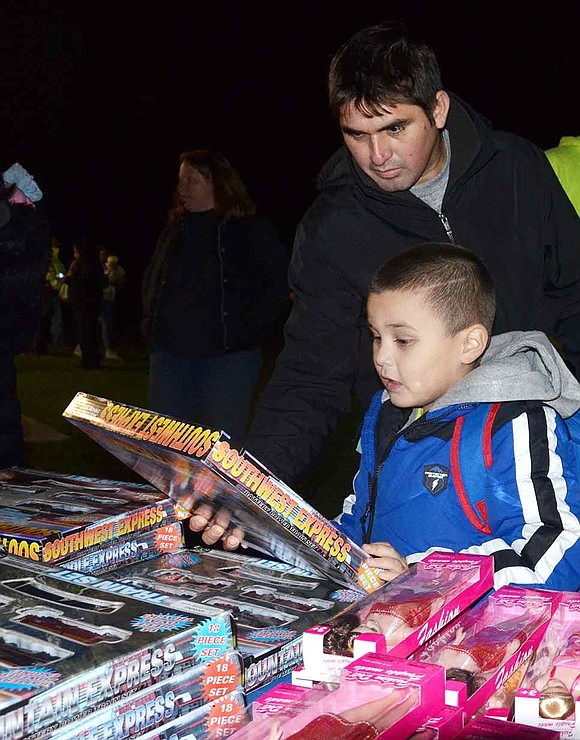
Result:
[369, 243, 496, 335]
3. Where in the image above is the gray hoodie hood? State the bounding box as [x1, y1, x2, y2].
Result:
[431, 331, 580, 419]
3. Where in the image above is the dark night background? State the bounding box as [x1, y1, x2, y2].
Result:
[2, 0, 578, 335]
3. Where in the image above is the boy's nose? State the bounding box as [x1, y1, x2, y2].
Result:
[376, 350, 393, 369]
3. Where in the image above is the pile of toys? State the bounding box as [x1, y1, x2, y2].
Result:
[2, 393, 580, 738]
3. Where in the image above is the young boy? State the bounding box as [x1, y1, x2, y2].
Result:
[337, 243, 580, 591]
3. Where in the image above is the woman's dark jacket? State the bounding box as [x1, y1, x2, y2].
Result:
[142, 211, 289, 355]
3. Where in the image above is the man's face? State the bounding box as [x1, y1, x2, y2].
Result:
[367, 288, 471, 411]
[178, 162, 215, 213]
[339, 91, 449, 192]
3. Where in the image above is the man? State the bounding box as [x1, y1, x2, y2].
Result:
[237, 21, 580, 493]
[189, 21, 580, 555]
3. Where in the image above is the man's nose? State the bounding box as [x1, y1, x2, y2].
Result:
[369, 135, 392, 165]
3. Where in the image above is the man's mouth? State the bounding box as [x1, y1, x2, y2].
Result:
[372, 167, 402, 179]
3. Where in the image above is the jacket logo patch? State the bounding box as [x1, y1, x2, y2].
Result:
[423, 465, 450, 495]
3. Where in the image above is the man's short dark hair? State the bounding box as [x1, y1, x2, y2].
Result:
[328, 21, 443, 122]
[369, 243, 496, 334]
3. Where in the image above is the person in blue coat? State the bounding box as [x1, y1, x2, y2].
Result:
[336, 243, 580, 592]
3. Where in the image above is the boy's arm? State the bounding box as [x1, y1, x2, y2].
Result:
[483, 405, 580, 591]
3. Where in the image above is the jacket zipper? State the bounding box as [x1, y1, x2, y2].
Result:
[439, 213, 455, 243]
[360, 403, 474, 543]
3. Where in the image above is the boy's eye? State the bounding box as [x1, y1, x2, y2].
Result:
[395, 337, 412, 347]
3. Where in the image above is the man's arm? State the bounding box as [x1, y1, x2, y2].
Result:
[245, 220, 364, 486]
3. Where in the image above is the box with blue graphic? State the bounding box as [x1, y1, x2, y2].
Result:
[102, 546, 366, 694]
[0, 554, 235, 740]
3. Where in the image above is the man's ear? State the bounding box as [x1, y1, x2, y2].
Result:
[461, 324, 489, 366]
[433, 90, 450, 130]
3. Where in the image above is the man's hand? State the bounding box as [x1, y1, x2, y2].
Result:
[188, 504, 245, 551]
[362, 541, 409, 582]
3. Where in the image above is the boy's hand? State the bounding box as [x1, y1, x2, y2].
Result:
[362, 542, 408, 582]
[188, 504, 245, 551]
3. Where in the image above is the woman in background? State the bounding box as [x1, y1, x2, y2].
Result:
[142, 149, 289, 444]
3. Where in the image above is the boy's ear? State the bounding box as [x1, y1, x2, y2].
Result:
[461, 324, 489, 365]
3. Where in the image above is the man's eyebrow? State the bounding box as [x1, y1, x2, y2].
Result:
[341, 118, 409, 135]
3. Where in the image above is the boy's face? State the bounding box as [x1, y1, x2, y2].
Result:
[367, 289, 473, 411]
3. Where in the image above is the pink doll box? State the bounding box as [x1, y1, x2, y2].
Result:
[414, 585, 562, 719]
[283, 653, 446, 740]
[514, 591, 580, 738]
[412, 704, 465, 739]
[454, 715, 559, 738]
[233, 652, 446, 740]
[251, 683, 311, 718]
[299, 551, 494, 683]
[481, 653, 533, 721]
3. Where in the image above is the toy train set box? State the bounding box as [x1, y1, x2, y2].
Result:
[0, 554, 237, 740]
[60, 521, 184, 575]
[0, 468, 187, 566]
[99, 546, 365, 694]
[47, 654, 247, 739]
[63, 392, 383, 594]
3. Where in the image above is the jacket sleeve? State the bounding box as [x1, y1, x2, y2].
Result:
[483, 405, 580, 591]
[535, 145, 580, 377]
[245, 216, 365, 485]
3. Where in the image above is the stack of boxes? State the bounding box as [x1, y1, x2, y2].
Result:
[1, 391, 577, 736]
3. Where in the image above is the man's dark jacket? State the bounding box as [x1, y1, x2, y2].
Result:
[246, 95, 580, 485]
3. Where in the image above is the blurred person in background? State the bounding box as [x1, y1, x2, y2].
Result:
[98, 245, 126, 360]
[142, 148, 290, 444]
[34, 235, 66, 354]
[0, 162, 49, 467]
[65, 236, 104, 370]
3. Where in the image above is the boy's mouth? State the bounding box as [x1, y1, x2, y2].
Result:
[384, 379, 403, 392]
